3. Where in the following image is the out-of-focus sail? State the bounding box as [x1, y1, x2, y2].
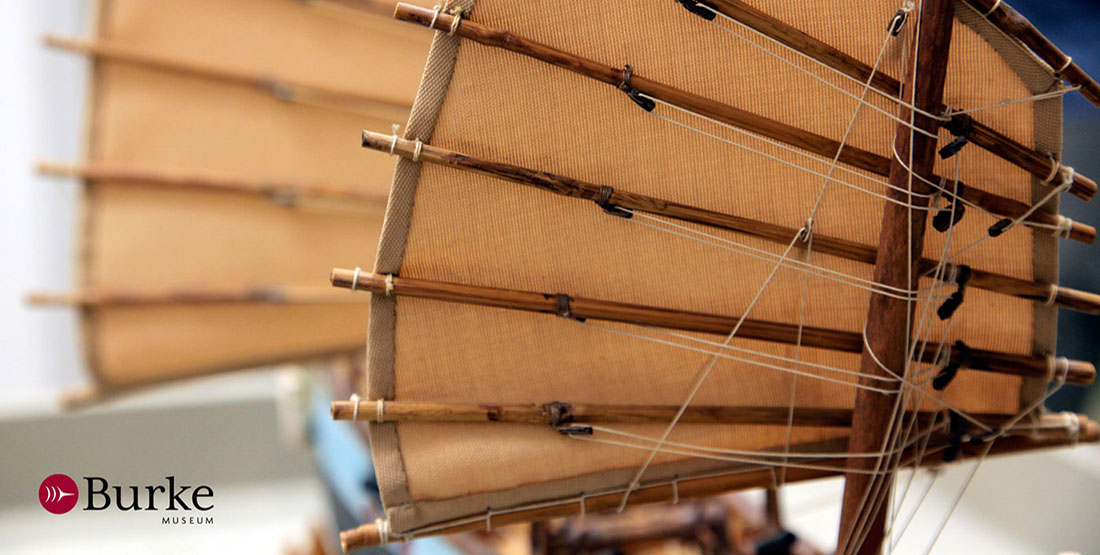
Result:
[35, 0, 431, 397]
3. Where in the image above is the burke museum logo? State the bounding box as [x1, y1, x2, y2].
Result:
[38, 474, 214, 525]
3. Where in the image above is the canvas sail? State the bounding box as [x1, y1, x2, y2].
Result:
[37, 0, 434, 394]
[337, 0, 1100, 549]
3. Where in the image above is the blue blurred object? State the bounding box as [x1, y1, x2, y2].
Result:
[309, 385, 463, 555]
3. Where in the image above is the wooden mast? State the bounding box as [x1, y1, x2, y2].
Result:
[837, 1, 955, 553]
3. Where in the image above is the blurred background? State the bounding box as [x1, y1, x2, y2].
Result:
[0, 1, 1096, 553]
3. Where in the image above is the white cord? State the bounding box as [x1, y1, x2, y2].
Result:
[448, 6, 463, 35]
[1057, 216, 1074, 239]
[351, 267, 361, 292]
[350, 393, 361, 421]
[375, 518, 390, 545]
[1057, 56, 1073, 74]
[428, 5, 442, 30]
[1045, 284, 1059, 307]
[1063, 412, 1082, 444]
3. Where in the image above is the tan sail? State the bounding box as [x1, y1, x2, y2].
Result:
[36, 0, 432, 393]
[333, 0, 1099, 552]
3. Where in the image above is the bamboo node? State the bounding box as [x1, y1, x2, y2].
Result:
[376, 399, 385, 423]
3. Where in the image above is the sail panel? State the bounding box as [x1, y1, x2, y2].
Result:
[369, 0, 1061, 534]
[73, 0, 429, 389]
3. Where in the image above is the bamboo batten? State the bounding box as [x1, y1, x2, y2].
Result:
[339, 414, 1098, 550]
[702, 0, 1097, 200]
[29, 285, 365, 307]
[961, 0, 1100, 107]
[331, 269, 1095, 385]
[38, 162, 387, 207]
[44, 35, 410, 119]
[331, 399, 1018, 428]
[318, 0, 403, 17]
[362, 130, 1100, 315]
[392, 4, 1096, 244]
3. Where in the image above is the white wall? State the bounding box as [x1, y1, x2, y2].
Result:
[0, 0, 89, 396]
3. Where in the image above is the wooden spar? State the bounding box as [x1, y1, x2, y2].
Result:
[962, 0, 1100, 107]
[838, 2, 955, 553]
[362, 130, 1100, 315]
[699, 0, 1097, 201]
[338, 414, 1098, 550]
[391, 4, 1095, 244]
[330, 269, 1095, 385]
[331, 399, 1017, 428]
[28, 285, 366, 306]
[316, 0, 399, 17]
[43, 35, 411, 115]
[38, 161, 387, 207]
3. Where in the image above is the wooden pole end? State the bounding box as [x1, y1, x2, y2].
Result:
[330, 268, 353, 289]
[1072, 221, 1097, 245]
[27, 291, 74, 306]
[1082, 417, 1099, 443]
[330, 401, 353, 420]
[1068, 360, 1096, 386]
[59, 385, 102, 410]
[42, 34, 66, 48]
[340, 523, 382, 552]
[1075, 173, 1097, 202]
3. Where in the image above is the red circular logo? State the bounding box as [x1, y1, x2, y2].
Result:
[39, 474, 79, 514]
